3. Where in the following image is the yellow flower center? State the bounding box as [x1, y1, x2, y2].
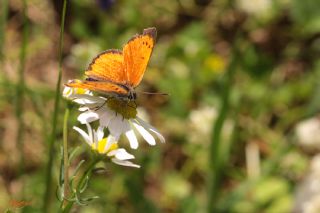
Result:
[70, 80, 88, 94]
[92, 138, 119, 154]
[106, 98, 137, 119]
[76, 88, 87, 95]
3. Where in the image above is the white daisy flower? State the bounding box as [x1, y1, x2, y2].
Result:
[63, 85, 165, 149]
[77, 98, 165, 149]
[73, 123, 140, 168]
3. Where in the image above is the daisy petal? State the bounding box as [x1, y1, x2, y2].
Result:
[96, 126, 104, 141]
[98, 107, 115, 127]
[108, 117, 130, 139]
[71, 94, 106, 104]
[136, 117, 165, 143]
[62, 86, 72, 98]
[125, 129, 138, 149]
[73, 126, 92, 146]
[85, 123, 94, 143]
[108, 148, 135, 160]
[132, 122, 156, 146]
[78, 103, 100, 111]
[78, 111, 99, 124]
[111, 159, 140, 168]
[104, 135, 117, 153]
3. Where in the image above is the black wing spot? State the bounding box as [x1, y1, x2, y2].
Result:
[114, 87, 120, 92]
[86, 77, 98, 81]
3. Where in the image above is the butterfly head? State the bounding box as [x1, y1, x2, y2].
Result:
[127, 88, 137, 101]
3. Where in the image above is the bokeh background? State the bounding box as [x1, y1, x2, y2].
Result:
[1, 0, 320, 212]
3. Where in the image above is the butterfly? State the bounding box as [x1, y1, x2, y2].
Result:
[66, 27, 157, 101]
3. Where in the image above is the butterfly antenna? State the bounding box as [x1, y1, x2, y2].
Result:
[137, 91, 170, 96]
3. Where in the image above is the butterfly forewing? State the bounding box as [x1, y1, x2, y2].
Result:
[85, 49, 126, 85]
[123, 27, 157, 87]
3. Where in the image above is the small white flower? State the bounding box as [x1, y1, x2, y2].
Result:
[295, 117, 320, 151]
[73, 123, 140, 168]
[237, 0, 271, 16]
[188, 105, 233, 145]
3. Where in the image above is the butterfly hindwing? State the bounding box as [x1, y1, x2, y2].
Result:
[123, 27, 157, 87]
[66, 80, 128, 96]
[85, 49, 126, 85]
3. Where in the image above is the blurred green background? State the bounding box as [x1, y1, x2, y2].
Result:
[1, 0, 320, 212]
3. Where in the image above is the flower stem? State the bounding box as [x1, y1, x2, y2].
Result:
[62, 107, 70, 208]
[208, 43, 239, 213]
[16, 0, 28, 176]
[43, 0, 68, 211]
[62, 158, 100, 213]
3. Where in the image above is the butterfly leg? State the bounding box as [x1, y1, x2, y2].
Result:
[93, 101, 107, 111]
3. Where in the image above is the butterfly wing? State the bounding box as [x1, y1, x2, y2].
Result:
[66, 80, 128, 96]
[123, 27, 157, 88]
[85, 49, 127, 85]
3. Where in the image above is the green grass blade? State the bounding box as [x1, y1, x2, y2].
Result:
[43, 0, 68, 211]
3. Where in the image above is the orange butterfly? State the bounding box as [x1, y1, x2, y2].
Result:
[66, 27, 157, 101]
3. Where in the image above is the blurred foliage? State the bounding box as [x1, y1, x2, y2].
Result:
[1, 0, 320, 212]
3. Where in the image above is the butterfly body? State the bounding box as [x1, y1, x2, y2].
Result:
[66, 28, 157, 101]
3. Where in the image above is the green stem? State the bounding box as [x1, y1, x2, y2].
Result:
[16, 0, 28, 176]
[208, 45, 239, 213]
[0, 0, 9, 113]
[62, 107, 70, 208]
[62, 158, 100, 213]
[43, 0, 68, 211]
